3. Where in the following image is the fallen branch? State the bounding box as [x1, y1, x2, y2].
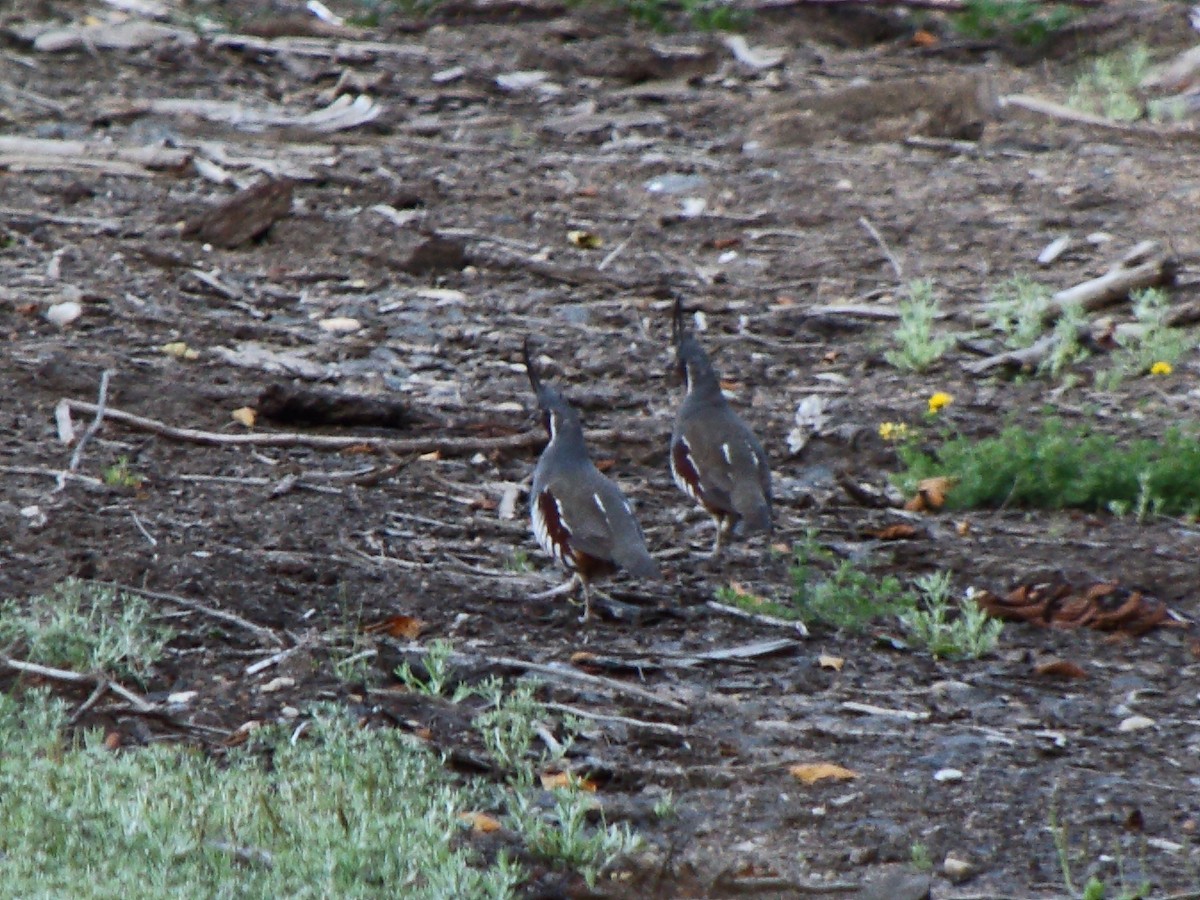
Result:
[1046, 255, 1176, 320]
[543, 701, 684, 735]
[101, 582, 284, 648]
[64, 370, 112, 475]
[706, 600, 810, 637]
[391, 641, 689, 711]
[749, 0, 1101, 10]
[858, 216, 904, 281]
[2, 655, 154, 712]
[59, 398, 649, 456]
[1000, 94, 1200, 143]
[963, 333, 1061, 376]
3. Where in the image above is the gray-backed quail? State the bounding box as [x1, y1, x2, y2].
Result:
[669, 300, 772, 559]
[524, 340, 661, 620]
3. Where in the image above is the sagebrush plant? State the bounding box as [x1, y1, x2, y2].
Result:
[898, 418, 1200, 517]
[0, 580, 173, 683]
[398, 642, 641, 883]
[984, 277, 1088, 378]
[988, 275, 1051, 350]
[1096, 287, 1194, 390]
[951, 0, 1075, 46]
[885, 279, 956, 373]
[396, 637, 472, 701]
[102, 455, 143, 489]
[789, 532, 916, 630]
[0, 692, 524, 899]
[899, 573, 1003, 659]
[1069, 46, 1152, 122]
[1043, 300, 1089, 378]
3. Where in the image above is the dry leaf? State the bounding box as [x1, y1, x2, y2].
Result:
[872, 524, 918, 540]
[224, 720, 263, 747]
[459, 811, 502, 833]
[789, 762, 858, 784]
[567, 229, 603, 249]
[364, 614, 426, 639]
[162, 341, 199, 360]
[1034, 659, 1088, 680]
[911, 29, 938, 47]
[341, 443, 379, 455]
[905, 476, 955, 511]
[955, 520, 971, 537]
[231, 407, 256, 428]
[104, 731, 122, 751]
[821, 350, 840, 363]
[418, 451, 440, 462]
[817, 654, 844, 672]
[712, 237, 741, 250]
[541, 771, 598, 792]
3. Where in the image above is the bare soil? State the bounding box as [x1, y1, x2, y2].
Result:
[3, 1, 1200, 896]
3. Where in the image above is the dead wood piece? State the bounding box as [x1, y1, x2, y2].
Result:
[257, 383, 415, 430]
[30, 20, 196, 52]
[841, 700, 929, 721]
[0, 136, 190, 175]
[706, 600, 810, 636]
[210, 33, 430, 62]
[102, 582, 285, 648]
[2, 655, 154, 712]
[1046, 256, 1176, 319]
[748, 0, 1100, 9]
[184, 179, 295, 249]
[59, 397, 553, 456]
[1166, 300, 1200, 329]
[1000, 94, 1200, 143]
[962, 333, 1060, 376]
[402, 642, 690, 712]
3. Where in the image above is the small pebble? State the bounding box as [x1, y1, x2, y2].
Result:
[45, 301, 83, 327]
[943, 853, 976, 882]
[934, 768, 965, 783]
[1118, 715, 1155, 732]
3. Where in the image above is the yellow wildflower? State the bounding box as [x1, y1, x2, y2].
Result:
[1150, 361, 1173, 376]
[878, 422, 910, 442]
[927, 391, 953, 414]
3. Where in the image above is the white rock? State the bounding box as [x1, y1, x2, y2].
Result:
[943, 853, 976, 882]
[167, 691, 198, 705]
[318, 316, 361, 333]
[260, 676, 295, 693]
[1038, 234, 1071, 266]
[45, 301, 82, 327]
[934, 768, 965, 782]
[1118, 714, 1155, 732]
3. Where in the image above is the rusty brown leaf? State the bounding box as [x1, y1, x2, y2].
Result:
[364, 614, 426, 639]
[788, 762, 858, 785]
[1034, 659, 1088, 680]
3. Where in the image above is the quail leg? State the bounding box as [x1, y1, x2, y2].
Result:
[532, 572, 581, 601]
[709, 515, 733, 561]
[578, 578, 593, 623]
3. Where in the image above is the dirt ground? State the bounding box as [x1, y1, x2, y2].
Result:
[3, 0, 1200, 896]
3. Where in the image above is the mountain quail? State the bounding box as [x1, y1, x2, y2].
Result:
[670, 299, 772, 559]
[523, 340, 661, 621]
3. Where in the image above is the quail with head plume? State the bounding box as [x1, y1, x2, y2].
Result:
[524, 340, 661, 621]
[670, 299, 772, 559]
